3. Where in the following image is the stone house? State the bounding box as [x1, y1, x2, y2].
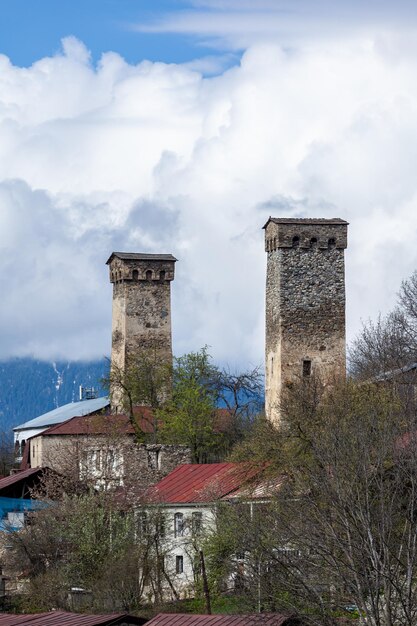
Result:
[141, 462, 277, 599]
[23, 409, 191, 494]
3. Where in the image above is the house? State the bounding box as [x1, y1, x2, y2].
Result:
[22, 409, 191, 493]
[13, 396, 110, 465]
[142, 462, 278, 598]
[0, 468, 50, 531]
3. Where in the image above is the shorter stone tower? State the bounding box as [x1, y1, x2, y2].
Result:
[106, 252, 177, 410]
[264, 218, 348, 425]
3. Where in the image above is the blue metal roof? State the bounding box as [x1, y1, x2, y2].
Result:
[13, 397, 110, 432]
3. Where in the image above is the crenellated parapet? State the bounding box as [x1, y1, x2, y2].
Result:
[107, 252, 176, 283]
[264, 217, 348, 251]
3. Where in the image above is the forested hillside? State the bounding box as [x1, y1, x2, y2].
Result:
[0, 358, 109, 436]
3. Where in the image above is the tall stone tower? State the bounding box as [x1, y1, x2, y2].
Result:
[106, 252, 177, 410]
[264, 217, 348, 425]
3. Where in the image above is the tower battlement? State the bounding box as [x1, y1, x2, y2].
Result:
[264, 217, 348, 425]
[107, 253, 176, 284]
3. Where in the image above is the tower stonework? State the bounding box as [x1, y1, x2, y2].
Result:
[106, 252, 177, 410]
[264, 218, 348, 425]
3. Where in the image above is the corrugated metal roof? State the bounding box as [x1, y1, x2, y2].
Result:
[0, 611, 145, 625]
[145, 463, 268, 504]
[145, 613, 299, 626]
[0, 468, 42, 492]
[225, 474, 284, 500]
[38, 407, 230, 439]
[13, 397, 110, 432]
[39, 407, 156, 437]
[106, 252, 177, 264]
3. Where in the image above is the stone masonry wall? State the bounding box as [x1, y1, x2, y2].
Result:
[31, 432, 191, 493]
[109, 255, 175, 410]
[265, 219, 348, 425]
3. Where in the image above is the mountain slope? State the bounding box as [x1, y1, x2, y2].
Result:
[0, 358, 109, 436]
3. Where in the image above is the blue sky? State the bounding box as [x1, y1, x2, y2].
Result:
[0, 0, 230, 68]
[2, 1, 417, 365]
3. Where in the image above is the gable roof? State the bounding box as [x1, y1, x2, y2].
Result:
[145, 614, 302, 626]
[145, 462, 268, 504]
[38, 406, 156, 437]
[37, 407, 234, 439]
[13, 397, 109, 433]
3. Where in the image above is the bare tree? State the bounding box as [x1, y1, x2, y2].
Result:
[350, 269, 417, 380]
[207, 378, 417, 626]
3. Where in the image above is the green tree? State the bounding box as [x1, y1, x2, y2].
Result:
[159, 348, 222, 463]
[4, 491, 175, 612]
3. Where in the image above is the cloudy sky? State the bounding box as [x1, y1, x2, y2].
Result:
[1, 0, 417, 368]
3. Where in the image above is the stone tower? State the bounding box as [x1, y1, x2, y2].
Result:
[264, 217, 348, 425]
[106, 252, 177, 410]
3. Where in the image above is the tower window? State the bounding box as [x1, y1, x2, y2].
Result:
[145, 269, 153, 281]
[310, 237, 317, 248]
[303, 359, 312, 377]
[174, 512, 184, 537]
[292, 236, 300, 248]
[328, 238, 336, 248]
[132, 269, 139, 281]
[192, 512, 203, 536]
[176, 555, 184, 574]
[159, 270, 166, 281]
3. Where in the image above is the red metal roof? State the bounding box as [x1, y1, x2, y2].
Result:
[38, 407, 233, 439]
[145, 613, 300, 626]
[0, 610, 145, 625]
[145, 463, 268, 504]
[0, 468, 42, 492]
[39, 407, 157, 437]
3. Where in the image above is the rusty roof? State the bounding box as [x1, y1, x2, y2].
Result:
[0, 468, 43, 492]
[145, 462, 268, 504]
[39, 406, 157, 437]
[106, 252, 177, 264]
[263, 217, 348, 228]
[145, 613, 301, 626]
[0, 611, 145, 625]
[38, 407, 232, 439]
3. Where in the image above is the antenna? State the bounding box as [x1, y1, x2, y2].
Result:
[79, 386, 98, 401]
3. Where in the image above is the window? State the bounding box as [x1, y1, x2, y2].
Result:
[132, 269, 139, 281]
[147, 450, 160, 470]
[176, 555, 184, 574]
[310, 237, 317, 248]
[138, 512, 148, 535]
[328, 237, 336, 248]
[156, 515, 166, 539]
[146, 269, 152, 281]
[292, 236, 300, 248]
[159, 270, 166, 281]
[192, 512, 203, 536]
[174, 512, 184, 537]
[303, 359, 312, 377]
[104, 449, 115, 473]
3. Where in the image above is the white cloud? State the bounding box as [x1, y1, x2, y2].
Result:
[1, 35, 417, 367]
[133, 1, 417, 52]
